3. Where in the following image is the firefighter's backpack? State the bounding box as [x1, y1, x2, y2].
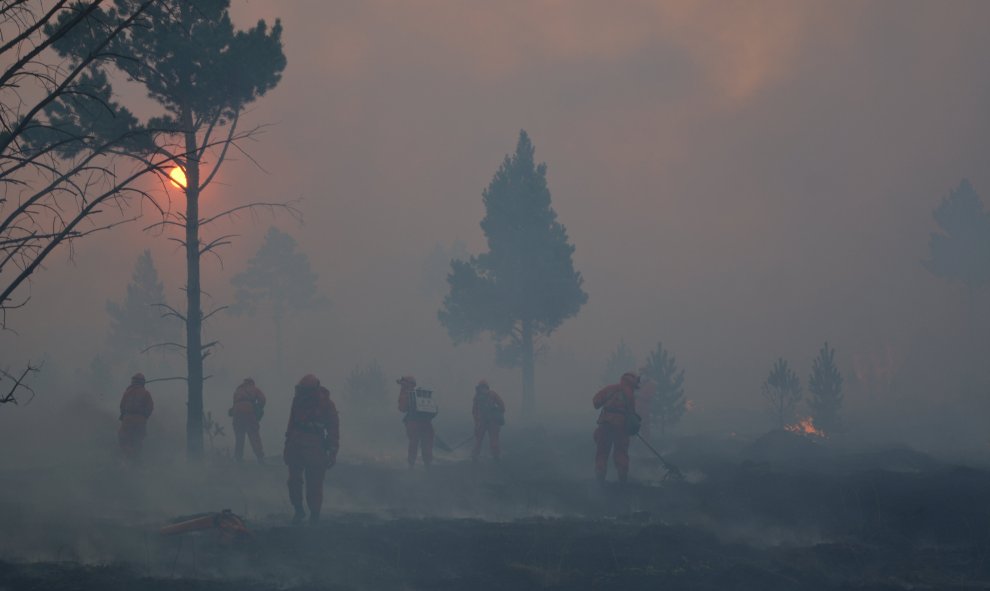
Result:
[410, 388, 439, 419]
[480, 396, 505, 426]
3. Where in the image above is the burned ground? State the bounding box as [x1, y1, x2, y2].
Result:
[2, 430, 990, 590]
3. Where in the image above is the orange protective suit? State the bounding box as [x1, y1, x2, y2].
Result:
[283, 375, 339, 522]
[592, 373, 638, 483]
[397, 376, 433, 467]
[118, 374, 154, 463]
[471, 382, 505, 461]
[230, 378, 266, 462]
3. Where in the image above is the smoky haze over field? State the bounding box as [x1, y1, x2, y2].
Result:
[3, 0, 990, 460]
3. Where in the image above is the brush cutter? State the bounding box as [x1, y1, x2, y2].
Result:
[434, 434, 454, 452]
[636, 434, 684, 481]
[451, 434, 475, 451]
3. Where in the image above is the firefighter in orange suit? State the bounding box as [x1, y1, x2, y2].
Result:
[471, 380, 505, 462]
[283, 374, 338, 524]
[592, 371, 639, 483]
[397, 375, 434, 468]
[118, 373, 154, 464]
[230, 377, 267, 463]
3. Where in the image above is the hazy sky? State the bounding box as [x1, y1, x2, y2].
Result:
[4, 0, 990, 430]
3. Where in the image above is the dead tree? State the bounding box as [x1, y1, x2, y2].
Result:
[0, 0, 169, 324]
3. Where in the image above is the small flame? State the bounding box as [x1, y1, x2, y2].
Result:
[685, 399, 695, 412]
[785, 416, 826, 438]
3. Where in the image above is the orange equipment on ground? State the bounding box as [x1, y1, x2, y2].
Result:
[159, 509, 250, 542]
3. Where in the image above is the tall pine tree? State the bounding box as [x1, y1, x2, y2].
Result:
[107, 249, 177, 357]
[642, 342, 686, 437]
[439, 131, 587, 414]
[46, 0, 286, 458]
[808, 342, 843, 432]
[762, 358, 802, 429]
[231, 226, 322, 382]
[926, 179, 990, 289]
[602, 340, 637, 386]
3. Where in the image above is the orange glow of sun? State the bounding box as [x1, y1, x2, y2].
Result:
[168, 166, 187, 189]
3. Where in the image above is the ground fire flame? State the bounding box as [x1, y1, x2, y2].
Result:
[785, 416, 826, 438]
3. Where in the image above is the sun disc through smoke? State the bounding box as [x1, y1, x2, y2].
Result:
[168, 166, 187, 189]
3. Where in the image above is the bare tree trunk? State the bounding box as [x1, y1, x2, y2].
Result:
[521, 318, 534, 416]
[273, 303, 284, 386]
[184, 125, 204, 460]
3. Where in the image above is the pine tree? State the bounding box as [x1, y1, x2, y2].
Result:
[421, 240, 468, 296]
[47, 0, 286, 458]
[642, 342, 686, 437]
[926, 179, 990, 289]
[344, 360, 389, 410]
[439, 131, 588, 414]
[762, 358, 802, 429]
[602, 340, 637, 385]
[808, 342, 843, 432]
[107, 250, 176, 357]
[231, 226, 322, 381]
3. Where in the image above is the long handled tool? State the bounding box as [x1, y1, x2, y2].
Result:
[451, 434, 475, 451]
[636, 434, 683, 481]
[434, 434, 454, 452]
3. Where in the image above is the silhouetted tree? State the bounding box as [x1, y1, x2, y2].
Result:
[0, 364, 39, 406]
[926, 179, 990, 290]
[231, 227, 321, 380]
[344, 360, 389, 410]
[642, 342, 686, 437]
[47, 0, 286, 459]
[808, 342, 843, 432]
[439, 131, 588, 414]
[763, 358, 801, 429]
[421, 240, 468, 296]
[602, 340, 637, 385]
[107, 250, 177, 358]
[1, 0, 164, 323]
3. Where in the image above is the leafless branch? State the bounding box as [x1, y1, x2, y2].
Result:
[140, 341, 187, 354]
[0, 362, 39, 406]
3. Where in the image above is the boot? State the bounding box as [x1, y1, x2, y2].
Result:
[309, 510, 320, 525]
[292, 507, 305, 525]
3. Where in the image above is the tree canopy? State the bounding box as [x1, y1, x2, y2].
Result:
[46, 0, 286, 458]
[642, 342, 686, 436]
[439, 130, 587, 413]
[602, 340, 637, 386]
[762, 357, 802, 429]
[107, 249, 177, 356]
[926, 179, 990, 289]
[808, 342, 843, 432]
[231, 226, 322, 379]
